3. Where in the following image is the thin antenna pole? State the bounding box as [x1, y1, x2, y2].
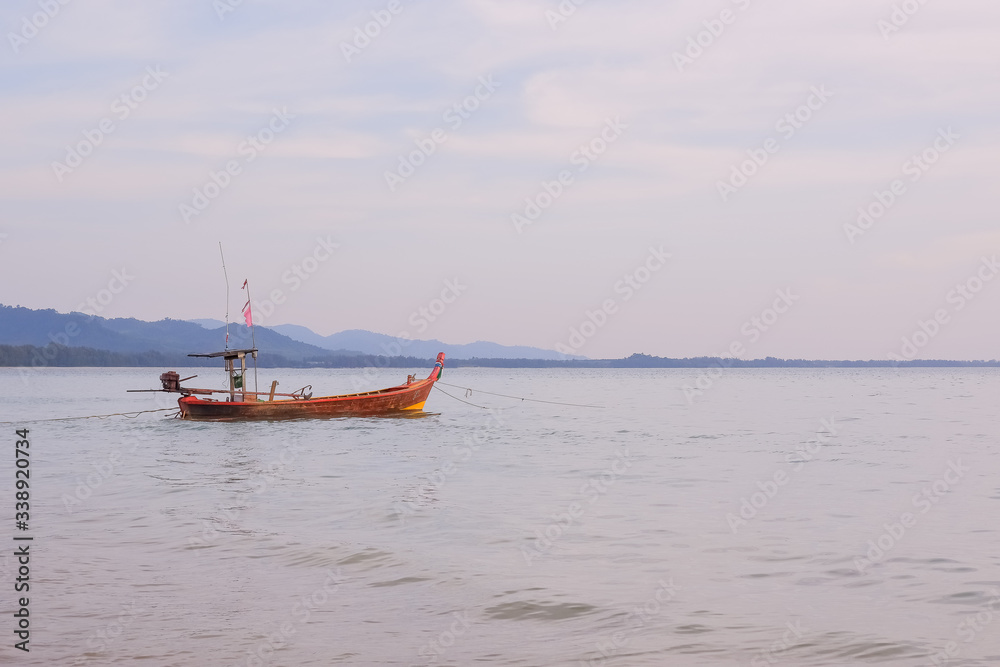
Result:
[246, 281, 258, 394]
[219, 242, 230, 350]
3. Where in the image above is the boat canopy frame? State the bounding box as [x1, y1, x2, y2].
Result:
[188, 348, 257, 402]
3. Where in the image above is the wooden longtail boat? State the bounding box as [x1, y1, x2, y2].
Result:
[132, 349, 445, 422]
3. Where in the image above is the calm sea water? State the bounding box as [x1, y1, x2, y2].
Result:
[0, 366, 998, 666]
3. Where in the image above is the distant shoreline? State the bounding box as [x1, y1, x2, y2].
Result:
[1, 344, 997, 369]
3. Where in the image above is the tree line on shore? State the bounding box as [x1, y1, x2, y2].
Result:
[2, 344, 997, 369]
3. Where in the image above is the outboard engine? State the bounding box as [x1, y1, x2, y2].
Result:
[160, 371, 181, 392]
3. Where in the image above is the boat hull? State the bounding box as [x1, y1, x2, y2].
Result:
[177, 379, 436, 422]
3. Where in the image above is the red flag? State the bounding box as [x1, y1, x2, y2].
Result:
[240, 279, 252, 326]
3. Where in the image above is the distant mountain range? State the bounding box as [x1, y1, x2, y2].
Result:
[4, 305, 999, 369]
[188, 319, 578, 360]
[0, 305, 578, 364]
[0, 305, 357, 363]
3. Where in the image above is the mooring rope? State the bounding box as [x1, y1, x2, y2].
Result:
[433, 385, 491, 409]
[0, 407, 178, 425]
[436, 381, 603, 409]
[2, 383, 601, 422]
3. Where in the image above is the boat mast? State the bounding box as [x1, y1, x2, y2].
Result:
[245, 280, 258, 395]
[219, 242, 231, 351]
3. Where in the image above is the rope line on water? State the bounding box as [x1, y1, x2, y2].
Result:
[433, 385, 490, 409]
[436, 381, 603, 409]
[0, 407, 178, 425]
[3, 383, 600, 422]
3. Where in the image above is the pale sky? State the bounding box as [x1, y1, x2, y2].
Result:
[2, 0, 999, 360]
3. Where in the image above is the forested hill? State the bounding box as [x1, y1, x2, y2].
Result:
[0, 304, 356, 362]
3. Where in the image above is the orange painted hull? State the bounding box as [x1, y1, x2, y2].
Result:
[178, 379, 436, 422]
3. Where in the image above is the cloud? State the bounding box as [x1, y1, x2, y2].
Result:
[1, 0, 999, 358]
